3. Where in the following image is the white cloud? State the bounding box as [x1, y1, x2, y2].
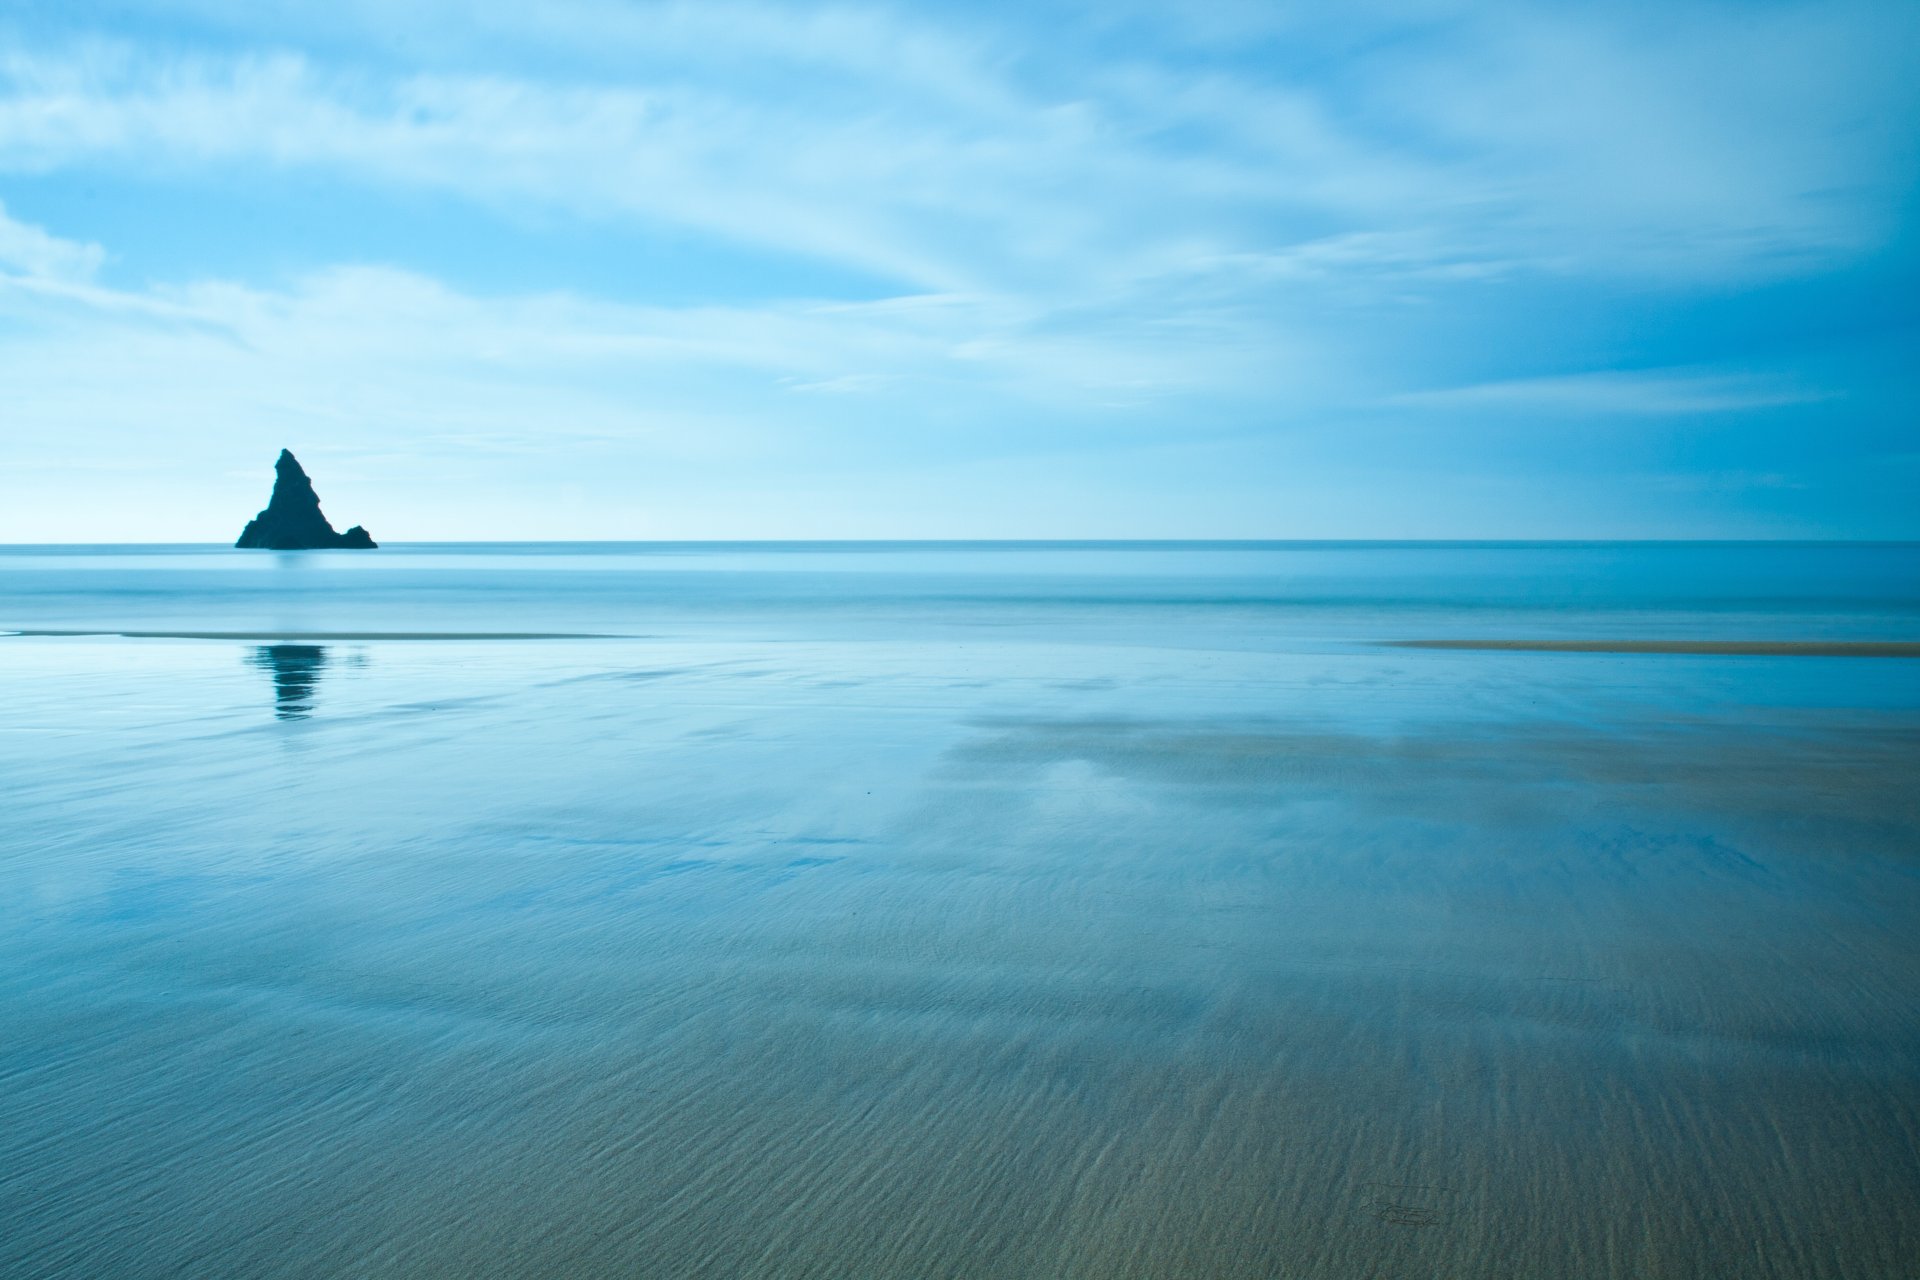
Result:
[1365, 3, 1920, 274]
[0, 254, 1293, 473]
[1390, 371, 1836, 416]
[2, 0, 1911, 305]
[0, 253, 1324, 539]
[0, 1, 1913, 538]
[0, 199, 104, 281]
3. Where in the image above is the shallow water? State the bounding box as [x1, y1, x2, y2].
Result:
[3, 543, 1918, 1277]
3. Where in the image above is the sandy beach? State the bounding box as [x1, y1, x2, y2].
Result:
[3, 543, 1917, 1277]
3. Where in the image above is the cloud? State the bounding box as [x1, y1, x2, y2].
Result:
[0, 254, 1280, 475]
[3, 0, 1912, 305]
[0, 250, 1326, 539]
[1389, 371, 1837, 416]
[0, 1, 1914, 538]
[1366, 3, 1920, 275]
[0, 199, 104, 281]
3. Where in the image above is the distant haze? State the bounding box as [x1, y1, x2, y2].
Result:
[0, 1, 1916, 540]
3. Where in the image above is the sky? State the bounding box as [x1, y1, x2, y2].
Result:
[0, 0, 1915, 541]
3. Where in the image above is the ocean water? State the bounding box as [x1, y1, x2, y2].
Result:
[2, 542, 1918, 1278]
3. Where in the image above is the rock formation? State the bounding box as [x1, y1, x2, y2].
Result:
[235, 450, 377, 549]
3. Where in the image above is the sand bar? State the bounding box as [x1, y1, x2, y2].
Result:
[1390, 639, 1920, 657]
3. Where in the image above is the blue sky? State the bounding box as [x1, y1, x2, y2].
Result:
[0, 0, 1915, 540]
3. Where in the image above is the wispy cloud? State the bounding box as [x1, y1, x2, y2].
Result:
[5, 1, 1911, 299]
[0, 1, 1915, 537]
[1390, 371, 1839, 416]
[0, 198, 103, 280]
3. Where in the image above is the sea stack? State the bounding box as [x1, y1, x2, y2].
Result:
[235, 450, 377, 549]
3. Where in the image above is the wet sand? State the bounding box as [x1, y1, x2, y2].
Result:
[3, 632, 1918, 1278]
[3, 541, 1918, 1278]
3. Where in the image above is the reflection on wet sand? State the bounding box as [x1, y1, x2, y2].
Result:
[1, 545, 1915, 1280]
[248, 644, 329, 720]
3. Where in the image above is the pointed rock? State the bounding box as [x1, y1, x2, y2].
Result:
[236, 450, 378, 550]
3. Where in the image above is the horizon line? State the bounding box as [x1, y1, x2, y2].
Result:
[4, 538, 1919, 549]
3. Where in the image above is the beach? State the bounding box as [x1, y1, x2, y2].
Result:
[3, 542, 1917, 1277]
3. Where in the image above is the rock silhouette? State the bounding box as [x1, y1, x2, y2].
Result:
[236, 450, 377, 549]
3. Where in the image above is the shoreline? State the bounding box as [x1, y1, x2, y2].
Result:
[1, 629, 621, 641]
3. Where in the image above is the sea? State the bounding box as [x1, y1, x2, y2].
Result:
[2, 541, 1917, 1278]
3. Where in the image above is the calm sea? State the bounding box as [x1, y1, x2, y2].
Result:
[2, 540, 1918, 641]
[3, 542, 1918, 1277]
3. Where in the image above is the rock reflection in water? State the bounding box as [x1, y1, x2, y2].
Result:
[249, 644, 328, 720]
